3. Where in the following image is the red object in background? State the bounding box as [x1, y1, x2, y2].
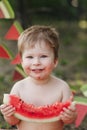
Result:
[11, 53, 21, 65]
[0, 8, 5, 18]
[4, 24, 20, 40]
[0, 45, 10, 59]
[75, 104, 87, 127]
[13, 70, 23, 81]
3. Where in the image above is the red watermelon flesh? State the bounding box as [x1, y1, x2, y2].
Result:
[11, 53, 21, 65]
[5, 24, 20, 40]
[5, 21, 23, 40]
[0, 45, 10, 59]
[12, 70, 24, 81]
[3, 94, 71, 122]
[0, 8, 5, 18]
[75, 104, 87, 127]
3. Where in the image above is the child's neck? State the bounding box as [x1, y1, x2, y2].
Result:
[29, 76, 51, 85]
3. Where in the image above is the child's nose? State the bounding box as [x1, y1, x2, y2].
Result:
[33, 57, 40, 65]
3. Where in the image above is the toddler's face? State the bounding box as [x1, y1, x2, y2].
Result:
[21, 41, 58, 80]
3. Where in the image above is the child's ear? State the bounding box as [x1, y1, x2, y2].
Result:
[54, 59, 58, 68]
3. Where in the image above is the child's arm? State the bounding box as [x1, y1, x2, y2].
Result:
[0, 104, 20, 125]
[59, 82, 77, 123]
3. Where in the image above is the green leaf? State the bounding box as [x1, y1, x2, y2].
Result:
[80, 84, 87, 97]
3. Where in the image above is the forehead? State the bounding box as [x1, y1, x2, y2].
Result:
[24, 40, 53, 50]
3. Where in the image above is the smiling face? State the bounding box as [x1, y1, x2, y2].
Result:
[21, 41, 58, 81]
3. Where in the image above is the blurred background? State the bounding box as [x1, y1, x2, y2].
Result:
[0, 0, 87, 129]
[0, 0, 87, 84]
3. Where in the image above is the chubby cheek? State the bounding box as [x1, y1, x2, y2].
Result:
[21, 61, 30, 74]
[45, 62, 56, 72]
[45, 58, 57, 69]
[22, 66, 30, 75]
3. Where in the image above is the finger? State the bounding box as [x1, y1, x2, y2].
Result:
[1, 105, 12, 111]
[4, 108, 15, 117]
[0, 105, 15, 116]
[62, 108, 77, 120]
[69, 95, 74, 101]
[0, 104, 8, 109]
[60, 111, 73, 120]
[69, 101, 76, 111]
[60, 112, 70, 120]
[62, 108, 73, 116]
[62, 106, 76, 118]
[5, 105, 15, 112]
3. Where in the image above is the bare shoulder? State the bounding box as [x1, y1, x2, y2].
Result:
[52, 75, 71, 101]
[52, 75, 69, 89]
[10, 77, 28, 95]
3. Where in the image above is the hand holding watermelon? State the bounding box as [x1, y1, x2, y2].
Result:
[0, 103, 20, 125]
[2, 94, 77, 123]
[0, 104, 15, 117]
[60, 100, 77, 124]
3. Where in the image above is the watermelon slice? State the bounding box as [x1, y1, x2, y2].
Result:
[5, 21, 23, 40]
[15, 65, 26, 78]
[75, 104, 87, 127]
[3, 94, 72, 123]
[0, 8, 4, 18]
[0, 0, 15, 19]
[12, 70, 24, 81]
[11, 53, 21, 65]
[74, 96, 87, 127]
[0, 44, 11, 59]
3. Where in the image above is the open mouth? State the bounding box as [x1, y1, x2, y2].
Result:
[32, 69, 44, 73]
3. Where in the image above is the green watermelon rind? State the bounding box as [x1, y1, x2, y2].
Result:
[0, 0, 15, 18]
[14, 113, 60, 123]
[80, 84, 87, 97]
[3, 94, 70, 122]
[14, 21, 23, 34]
[74, 96, 87, 105]
[15, 65, 27, 78]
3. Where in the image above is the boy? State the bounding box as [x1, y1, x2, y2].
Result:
[0, 25, 77, 130]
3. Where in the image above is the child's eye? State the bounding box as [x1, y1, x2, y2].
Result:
[41, 55, 48, 58]
[26, 56, 33, 59]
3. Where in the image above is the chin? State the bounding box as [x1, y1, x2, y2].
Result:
[35, 77, 43, 80]
[33, 76, 46, 80]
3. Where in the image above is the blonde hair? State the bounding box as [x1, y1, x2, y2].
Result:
[18, 25, 59, 59]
